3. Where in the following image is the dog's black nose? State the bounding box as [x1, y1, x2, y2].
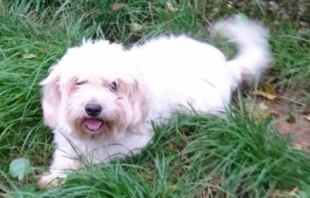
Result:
[85, 103, 102, 117]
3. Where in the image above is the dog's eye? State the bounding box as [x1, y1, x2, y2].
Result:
[108, 81, 118, 92]
[75, 80, 87, 85]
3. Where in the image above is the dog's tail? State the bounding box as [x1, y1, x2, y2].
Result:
[214, 14, 272, 83]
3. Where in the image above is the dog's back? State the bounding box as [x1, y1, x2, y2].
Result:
[128, 15, 272, 122]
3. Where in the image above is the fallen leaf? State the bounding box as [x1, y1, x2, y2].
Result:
[110, 3, 126, 12]
[23, 53, 37, 59]
[261, 82, 276, 95]
[258, 102, 278, 116]
[245, 102, 272, 123]
[258, 102, 269, 110]
[304, 114, 310, 121]
[131, 23, 143, 32]
[168, 185, 177, 191]
[252, 90, 277, 100]
[289, 187, 299, 196]
[292, 143, 303, 151]
[261, 111, 272, 121]
[166, 1, 178, 12]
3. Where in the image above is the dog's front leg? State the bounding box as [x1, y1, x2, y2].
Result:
[38, 149, 83, 189]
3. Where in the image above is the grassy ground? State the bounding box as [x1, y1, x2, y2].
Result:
[1, 0, 310, 197]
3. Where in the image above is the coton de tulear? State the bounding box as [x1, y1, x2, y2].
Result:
[38, 15, 272, 188]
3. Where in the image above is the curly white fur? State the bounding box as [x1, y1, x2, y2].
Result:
[38, 16, 272, 188]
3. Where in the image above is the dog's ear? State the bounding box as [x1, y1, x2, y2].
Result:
[39, 67, 61, 129]
[119, 78, 149, 134]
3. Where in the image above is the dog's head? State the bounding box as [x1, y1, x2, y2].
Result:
[40, 40, 149, 138]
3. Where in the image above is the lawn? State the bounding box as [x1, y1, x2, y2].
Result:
[1, 0, 310, 197]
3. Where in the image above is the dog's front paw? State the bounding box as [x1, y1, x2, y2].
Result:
[38, 172, 66, 189]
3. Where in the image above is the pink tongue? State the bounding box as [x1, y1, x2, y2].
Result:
[84, 119, 102, 131]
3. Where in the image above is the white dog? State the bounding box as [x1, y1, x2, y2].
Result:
[38, 15, 272, 188]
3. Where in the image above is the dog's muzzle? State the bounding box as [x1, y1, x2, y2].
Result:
[84, 103, 103, 132]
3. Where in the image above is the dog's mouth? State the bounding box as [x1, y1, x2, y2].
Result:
[84, 118, 103, 132]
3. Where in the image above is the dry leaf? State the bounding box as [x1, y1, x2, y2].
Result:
[260, 111, 272, 120]
[245, 102, 272, 123]
[166, 1, 178, 12]
[261, 82, 276, 95]
[258, 102, 269, 110]
[23, 54, 37, 59]
[168, 185, 177, 191]
[258, 102, 278, 116]
[292, 143, 303, 151]
[131, 23, 143, 32]
[252, 90, 277, 100]
[110, 3, 126, 12]
[252, 81, 277, 100]
[245, 103, 271, 123]
[304, 114, 310, 121]
[288, 187, 299, 196]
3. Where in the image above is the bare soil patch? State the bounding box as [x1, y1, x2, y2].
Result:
[236, 86, 310, 151]
[264, 89, 310, 150]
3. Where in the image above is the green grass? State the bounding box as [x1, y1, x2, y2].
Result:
[1, 0, 310, 197]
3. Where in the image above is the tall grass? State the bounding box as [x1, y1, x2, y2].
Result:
[1, 0, 310, 197]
